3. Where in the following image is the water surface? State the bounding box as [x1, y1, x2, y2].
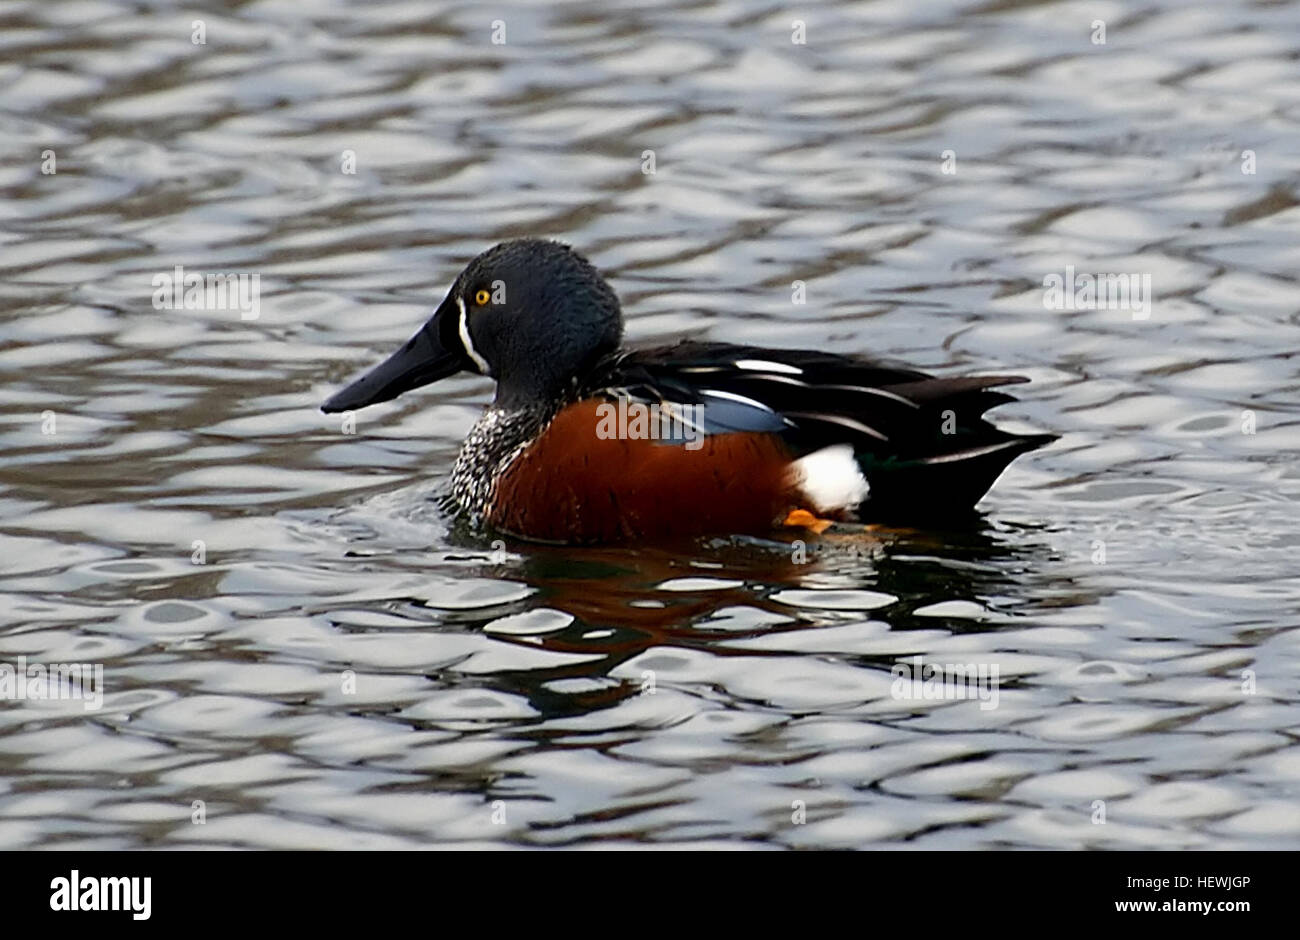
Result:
[1, 0, 1299, 849]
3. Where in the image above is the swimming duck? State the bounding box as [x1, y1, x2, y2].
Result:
[322, 239, 1054, 544]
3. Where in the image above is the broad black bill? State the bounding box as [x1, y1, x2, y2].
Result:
[321, 299, 467, 413]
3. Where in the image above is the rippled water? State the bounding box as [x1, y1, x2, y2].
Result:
[2, 0, 1299, 849]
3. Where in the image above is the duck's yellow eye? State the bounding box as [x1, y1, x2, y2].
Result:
[473, 289, 491, 306]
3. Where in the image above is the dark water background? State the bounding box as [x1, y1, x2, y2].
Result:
[1, 0, 1298, 848]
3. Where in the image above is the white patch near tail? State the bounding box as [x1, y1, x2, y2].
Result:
[791, 444, 869, 513]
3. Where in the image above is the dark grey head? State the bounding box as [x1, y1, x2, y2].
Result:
[322, 239, 624, 413]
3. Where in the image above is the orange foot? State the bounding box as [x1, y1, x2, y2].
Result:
[782, 509, 835, 534]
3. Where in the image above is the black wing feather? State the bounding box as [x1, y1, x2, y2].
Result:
[581, 339, 1055, 516]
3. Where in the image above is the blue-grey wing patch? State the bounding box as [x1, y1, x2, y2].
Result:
[609, 384, 790, 446]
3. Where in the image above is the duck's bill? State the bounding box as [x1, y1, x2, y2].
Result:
[321, 304, 466, 413]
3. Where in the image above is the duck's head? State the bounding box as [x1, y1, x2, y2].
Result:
[321, 239, 623, 414]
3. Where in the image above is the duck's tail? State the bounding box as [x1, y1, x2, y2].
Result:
[851, 375, 1056, 519]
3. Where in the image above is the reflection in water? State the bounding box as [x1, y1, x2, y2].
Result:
[422, 517, 1072, 722]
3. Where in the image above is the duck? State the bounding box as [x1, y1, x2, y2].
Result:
[322, 238, 1055, 544]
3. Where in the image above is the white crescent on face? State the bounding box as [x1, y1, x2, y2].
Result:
[456, 295, 491, 374]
